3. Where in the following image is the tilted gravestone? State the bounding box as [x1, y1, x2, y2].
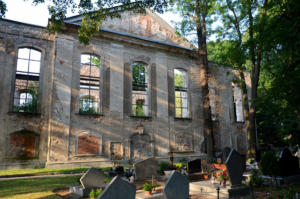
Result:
[187, 158, 201, 174]
[279, 148, 300, 177]
[225, 149, 245, 186]
[98, 176, 136, 199]
[223, 147, 232, 163]
[163, 171, 189, 199]
[134, 157, 158, 180]
[226, 149, 252, 199]
[80, 167, 105, 189]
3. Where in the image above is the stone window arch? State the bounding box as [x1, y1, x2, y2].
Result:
[76, 132, 102, 155]
[6, 130, 39, 159]
[79, 54, 101, 114]
[13, 47, 42, 113]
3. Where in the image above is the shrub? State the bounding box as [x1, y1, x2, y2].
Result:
[143, 183, 154, 191]
[89, 188, 102, 199]
[249, 169, 263, 187]
[260, 152, 280, 177]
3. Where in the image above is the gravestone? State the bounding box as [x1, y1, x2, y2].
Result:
[98, 176, 136, 199]
[163, 171, 189, 199]
[80, 167, 105, 189]
[278, 148, 300, 177]
[187, 158, 201, 174]
[225, 149, 244, 186]
[134, 157, 158, 180]
[223, 147, 231, 163]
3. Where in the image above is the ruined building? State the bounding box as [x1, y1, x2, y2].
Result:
[0, 9, 251, 169]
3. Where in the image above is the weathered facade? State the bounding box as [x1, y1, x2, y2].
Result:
[0, 9, 251, 169]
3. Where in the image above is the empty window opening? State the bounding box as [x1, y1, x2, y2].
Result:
[79, 54, 101, 114]
[132, 63, 149, 116]
[13, 48, 41, 113]
[174, 69, 189, 118]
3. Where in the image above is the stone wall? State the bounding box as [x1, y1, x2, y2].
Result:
[0, 18, 250, 169]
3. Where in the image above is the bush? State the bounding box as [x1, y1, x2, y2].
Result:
[260, 152, 280, 177]
[249, 169, 263, 187]
[143, 183, 155, 191]
[158, 161, 169, 175]
[89, 188, 102, 199]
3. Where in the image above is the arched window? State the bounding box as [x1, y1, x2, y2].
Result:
[79, 54, 101, 114]
[174, 69, 189, 118]
[132, 62, 149, 116]
[13, 48, 41, 113]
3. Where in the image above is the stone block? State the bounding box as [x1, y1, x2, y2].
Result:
[163, 171, 189, 199]
[80, 167, 105, 189]
[98, 176, 136, 199]
[134, 157, 158, 180]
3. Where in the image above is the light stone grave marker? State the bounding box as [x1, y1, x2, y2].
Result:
[80, 167, 105, 189]
[134, 157, 158, 180]
[98, 176, 136, 199]
[163, 170, 189, 199]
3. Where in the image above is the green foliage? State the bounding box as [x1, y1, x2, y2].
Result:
[260, 152, 280, 177]
[79, 107, 97, 114]
[132, 63, 146, 91]
[249, 169, 263, 187]
[135, 99, 145, 116]
[268, 187, 297, 199]
[158, 161, 169, 175]
[13, 82, 39, 113]
[0, 0, 6, 17]
[143, 183, 156, 191]
[89, 188, 102, 199]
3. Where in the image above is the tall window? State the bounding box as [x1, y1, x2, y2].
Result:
[132, 62, 149, 116]
[13, 48, 41, 113]
[174, 69, 189, 118]
[79, 54, 101, 114]
[232, 83, 244, 122]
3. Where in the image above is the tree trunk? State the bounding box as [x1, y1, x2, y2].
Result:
[196, 0, 214, 157]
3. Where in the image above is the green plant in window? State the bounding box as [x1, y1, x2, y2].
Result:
[135, 99, 145, 116]
[174, 73, 183, 88]
[14, 82, 39, 113]
[79, 96, 98, 114]
[90, 56, 100, 68]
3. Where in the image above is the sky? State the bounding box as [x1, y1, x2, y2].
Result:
[3, 0, 179, 27]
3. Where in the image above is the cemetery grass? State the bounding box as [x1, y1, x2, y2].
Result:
[0, 176, 79, 199]
[0, 167, 112, 177]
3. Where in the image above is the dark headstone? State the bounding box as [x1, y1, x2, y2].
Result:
[225, 149, 245, 186]
[187, 159, 201, 174]
[163, 171, 189, 199]
[279, 148, 300, 177]
[223, 147, 231, 163]
[98, 176, 136, 199]
[80, 167, 105, 189]
[228, 184, 252, 199]
[134, 157, 158, 180]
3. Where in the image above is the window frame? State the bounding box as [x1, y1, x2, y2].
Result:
[130, 62, 151, 117]
[78, 53, 102, 116]
[10, 46, 44, 114]
[174, 68, 190, 119]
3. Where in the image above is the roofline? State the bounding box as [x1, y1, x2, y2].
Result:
[66, 22, 193, 51]
[1, 18, 47, 29]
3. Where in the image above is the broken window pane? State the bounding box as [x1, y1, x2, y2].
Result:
[13, 48, 41, 113]
[174, 69, 189, 118]
[79, 54, 101, 114]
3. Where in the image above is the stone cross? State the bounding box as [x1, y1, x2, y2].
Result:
[98, 176, 136, 199]
[134, 157, 158, 180]
[225, 149, 245, 186]
[80, 167, 105, 189]
[163, 171, 189, 199]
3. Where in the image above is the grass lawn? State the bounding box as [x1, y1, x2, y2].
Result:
[0, 176, 79, 199]
[0, 167, 112, 177]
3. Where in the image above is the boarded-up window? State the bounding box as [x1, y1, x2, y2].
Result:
[7, 131, 39, 158]
[77, 133, 100, 155]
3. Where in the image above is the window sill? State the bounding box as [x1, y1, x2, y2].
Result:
[130, 115, 152, 119]
[7, 111, 41, 116]
[174, 117, 192, 121]
[76, 113, 104, 117]
[74, 154, 102, 157]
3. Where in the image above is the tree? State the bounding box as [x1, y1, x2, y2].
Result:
[0, 0, 169, 44]
[171, 0, 216, 157]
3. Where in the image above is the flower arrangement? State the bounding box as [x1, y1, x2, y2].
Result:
[217, 170, 229, 181]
